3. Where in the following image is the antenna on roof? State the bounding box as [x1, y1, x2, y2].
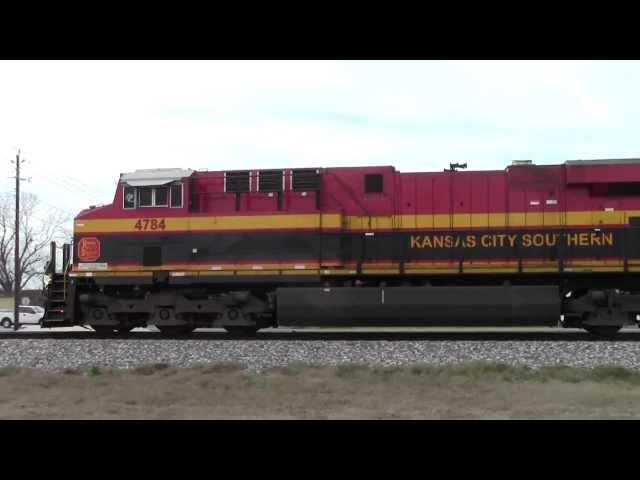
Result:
[448, 163, 467, 172]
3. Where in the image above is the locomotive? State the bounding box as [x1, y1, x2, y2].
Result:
[42, 158, 640, 336]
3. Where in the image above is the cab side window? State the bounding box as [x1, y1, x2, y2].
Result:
[138, 187, 153, 207]
[170, 183, 183, 208]
[154, 187, 169, 207]
[123, 182, 183, 209]
[124, 186, 136, 209]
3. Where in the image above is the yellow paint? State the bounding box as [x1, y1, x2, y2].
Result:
[75, 213, 342, 234]
[462, 267, 520, 274]
[195, 271, 232, 276]
[234, 270, 281, 276]
[520, 267, 559, 273]
[280, 269, 320, 275]
[404, 268, 460, 274]
[74, 209, 640, 234]
[69, 258, 633, 278]
[361, 268, 400, 274]
[71, 271, 153, 277]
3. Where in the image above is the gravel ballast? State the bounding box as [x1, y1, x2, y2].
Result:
[0, 338, 639, 372]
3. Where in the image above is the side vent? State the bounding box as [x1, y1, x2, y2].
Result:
[607, 183, 640, 196]
[225, 171, 250, 193]
[258, 170, 283, 192]
[292, 169, 321, 191]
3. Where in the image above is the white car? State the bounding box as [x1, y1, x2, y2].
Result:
[0, 306, 45, 328]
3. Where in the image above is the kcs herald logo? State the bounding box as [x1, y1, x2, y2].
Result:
[77, 237, 101, 262]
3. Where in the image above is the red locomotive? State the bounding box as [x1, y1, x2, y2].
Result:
[43, 158, 640, 335]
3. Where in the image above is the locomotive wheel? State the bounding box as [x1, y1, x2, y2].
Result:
[1, 318, 12, 329]
[157, 325, 194, 336]
[224, 326, 259, 336]
[584, 325, 622, 337]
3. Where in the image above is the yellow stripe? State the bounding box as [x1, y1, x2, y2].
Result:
[320, 269, 358, 275]
[361, 268, 400, 274]
[75, 210, 640, 234]
[194, 271, 230, 276]
[280, 269, 320, 275]
[74, 263, 320, 272]
[75, 214, 342, 234]
[462, 268, 520, 274]
[234, 270, 281, 276]
[520, 267, 558, 273]
[564, 260, 624, 267]
[563, 267, 624, 273]
[70, 260, 631, 277]
[404, 268, 460, 274]
[70, 271, 153, 278]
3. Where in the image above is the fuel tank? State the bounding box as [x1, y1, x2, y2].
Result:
[276, 285, 560, 326]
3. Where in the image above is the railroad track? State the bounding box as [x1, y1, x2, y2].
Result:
[1, 328, 640, 341]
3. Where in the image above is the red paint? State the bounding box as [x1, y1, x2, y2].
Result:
[75, 161, 640, 230]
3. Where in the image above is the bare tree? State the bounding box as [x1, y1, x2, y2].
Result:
[0, 193, 71, 293]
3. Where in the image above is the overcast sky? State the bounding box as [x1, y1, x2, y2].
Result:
[1, 60, 639, 219]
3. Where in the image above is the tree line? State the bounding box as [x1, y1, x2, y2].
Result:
[0, 193, 70, 294]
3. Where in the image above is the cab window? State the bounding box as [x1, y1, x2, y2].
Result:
[124, 186, 136, 209]
[125, 183, 183, 209]
[170, 183, 183, 208]
[154, 187, 169, 207]
[138, 187, 153, 207]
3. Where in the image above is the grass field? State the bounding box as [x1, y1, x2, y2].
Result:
[1, 361, 640, 419]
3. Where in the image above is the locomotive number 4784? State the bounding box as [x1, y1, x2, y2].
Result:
[134, 218, 166, 231]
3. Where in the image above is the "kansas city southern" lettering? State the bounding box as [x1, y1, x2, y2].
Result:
[409, 232, 614, 249]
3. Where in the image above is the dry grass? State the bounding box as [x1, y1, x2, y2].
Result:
[1, 362, 640, 419]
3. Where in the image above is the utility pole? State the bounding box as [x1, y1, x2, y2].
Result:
[12, 150, 25, 332]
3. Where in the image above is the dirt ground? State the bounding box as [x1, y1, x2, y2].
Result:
[1, 362, 640, 419]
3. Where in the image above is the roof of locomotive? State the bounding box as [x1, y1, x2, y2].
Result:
[565, 158, 640, 165]
[120, 168, 194, 186]
[118, 159, 640, 181]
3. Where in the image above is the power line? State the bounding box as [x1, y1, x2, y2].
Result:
[34, 166, 113, 198]
[28, 173, 106, 206]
